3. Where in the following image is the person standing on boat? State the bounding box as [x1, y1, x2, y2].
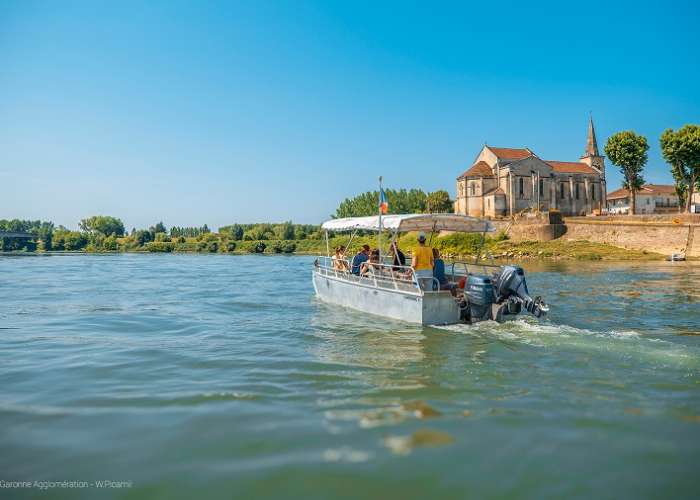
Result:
[412, 232, 434, 289]
[351, 245, 370, 275]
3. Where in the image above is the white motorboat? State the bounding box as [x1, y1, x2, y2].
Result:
[312, 213, 548, 325]
[666, 253, 686, 261]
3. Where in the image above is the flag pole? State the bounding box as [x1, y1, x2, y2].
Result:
[378, 176, 383, 262]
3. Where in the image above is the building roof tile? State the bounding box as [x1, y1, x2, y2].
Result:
[545, 160, 598, 174]
[606, 184, 677, 200]
[458, 161, 494, 178]
[644, 184, 677, 195]
[486, 146, 532, 160]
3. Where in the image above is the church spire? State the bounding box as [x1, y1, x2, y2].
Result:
[584, 114, 599, 157]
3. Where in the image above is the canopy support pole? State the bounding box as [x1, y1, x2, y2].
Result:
[377, 176, 383, 261]
[390, 229, 399, 265]
[346, 228, 358, 255]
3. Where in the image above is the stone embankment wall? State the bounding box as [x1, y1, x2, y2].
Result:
[493, 215, 699, 257]
[562, 220, 697, 257]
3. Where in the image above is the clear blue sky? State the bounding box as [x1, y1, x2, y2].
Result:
[2, 0, 698, 230]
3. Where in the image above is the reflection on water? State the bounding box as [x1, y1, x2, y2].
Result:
[0, 254, 699, 499]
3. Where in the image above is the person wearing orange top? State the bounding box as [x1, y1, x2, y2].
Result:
[412, 232, 434, 290]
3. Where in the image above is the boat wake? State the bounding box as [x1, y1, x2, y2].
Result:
[433, 318, 699, 369]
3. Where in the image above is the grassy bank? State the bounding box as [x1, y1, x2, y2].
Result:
[114, 232, 660, 260]
[5, 232, 662, 260]
[4, 217, 666, 260]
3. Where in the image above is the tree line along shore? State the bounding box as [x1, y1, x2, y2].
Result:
[1, 214, 659, 261]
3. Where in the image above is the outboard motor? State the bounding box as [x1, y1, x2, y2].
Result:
[461, 275, 494, 322]
[491, 265, 548, 319]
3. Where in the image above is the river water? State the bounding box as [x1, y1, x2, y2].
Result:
[1, 254, 699, 499]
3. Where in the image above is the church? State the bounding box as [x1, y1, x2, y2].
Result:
[454, 119, 606, 218]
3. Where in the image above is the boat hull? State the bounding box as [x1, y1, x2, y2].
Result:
[312, 270, 460, 325]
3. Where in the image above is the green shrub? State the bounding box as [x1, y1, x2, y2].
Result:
[62, 231, 88, 251]
[118, 236, 141, 251]
[145, 241, 175, 252]
[272, 241, 296, 253]
[175, 242, 197, 252]
[493, 231, 509, 242]
[103, 235, 118, 251]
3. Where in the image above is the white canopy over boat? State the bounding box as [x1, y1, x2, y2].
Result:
[321, 213, 495, 233]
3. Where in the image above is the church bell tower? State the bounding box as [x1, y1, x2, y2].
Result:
[580, 115, 606, 210]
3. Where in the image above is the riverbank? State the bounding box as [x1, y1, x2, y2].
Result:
[3, 235, 664, 260]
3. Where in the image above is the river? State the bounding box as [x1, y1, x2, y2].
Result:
[1, 254, 699, 499]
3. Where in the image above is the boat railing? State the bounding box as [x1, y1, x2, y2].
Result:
[314, 256, 422, 295]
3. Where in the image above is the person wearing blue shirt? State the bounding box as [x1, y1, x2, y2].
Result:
[433, 248, 455, 294]
[351, 245, 370, 275]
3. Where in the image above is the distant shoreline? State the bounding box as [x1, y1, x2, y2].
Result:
[0, 240, 669, 261]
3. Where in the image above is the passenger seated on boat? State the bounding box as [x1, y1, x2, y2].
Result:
[332, 246, 349, 272]
[433, 248, 456, 296]
[351, 245, 370, 275]
[360, 249, 380, 276]
[412, 232, 434, 290]
[390, 242, 406, 271]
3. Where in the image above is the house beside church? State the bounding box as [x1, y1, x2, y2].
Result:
[606, 184, 679, 214]
[454, 118, 606, 217]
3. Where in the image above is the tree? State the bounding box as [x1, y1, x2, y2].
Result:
[134, 229, 152, 246]
[150, 221, 167, 234]
[660, 125, 700, 213]
[79, 215, 125, 236]
[334, 188, 428, 218]
[63, 231, 88, 251]
[425, 190, 453, 213]
[274, 221, 295, 240]
[36, 221, 54, 251]
[604, 131, 648, 215]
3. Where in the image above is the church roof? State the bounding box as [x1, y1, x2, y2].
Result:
[545, 160, 598, 174]
[458, 161, 494, 178]
[486, 146, 532, 160]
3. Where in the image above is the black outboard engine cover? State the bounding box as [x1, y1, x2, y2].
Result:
[492, 265, 547, 318]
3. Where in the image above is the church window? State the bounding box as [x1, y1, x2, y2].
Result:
[470, 183, 476, 196]
[560, 183, 565, 199]
[519, 178, 524, 197]
[575, 184, 580, 200]
[487, 199, 491, 209]
[539, 179, 544, 197]
[591, 184, 595, 200]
